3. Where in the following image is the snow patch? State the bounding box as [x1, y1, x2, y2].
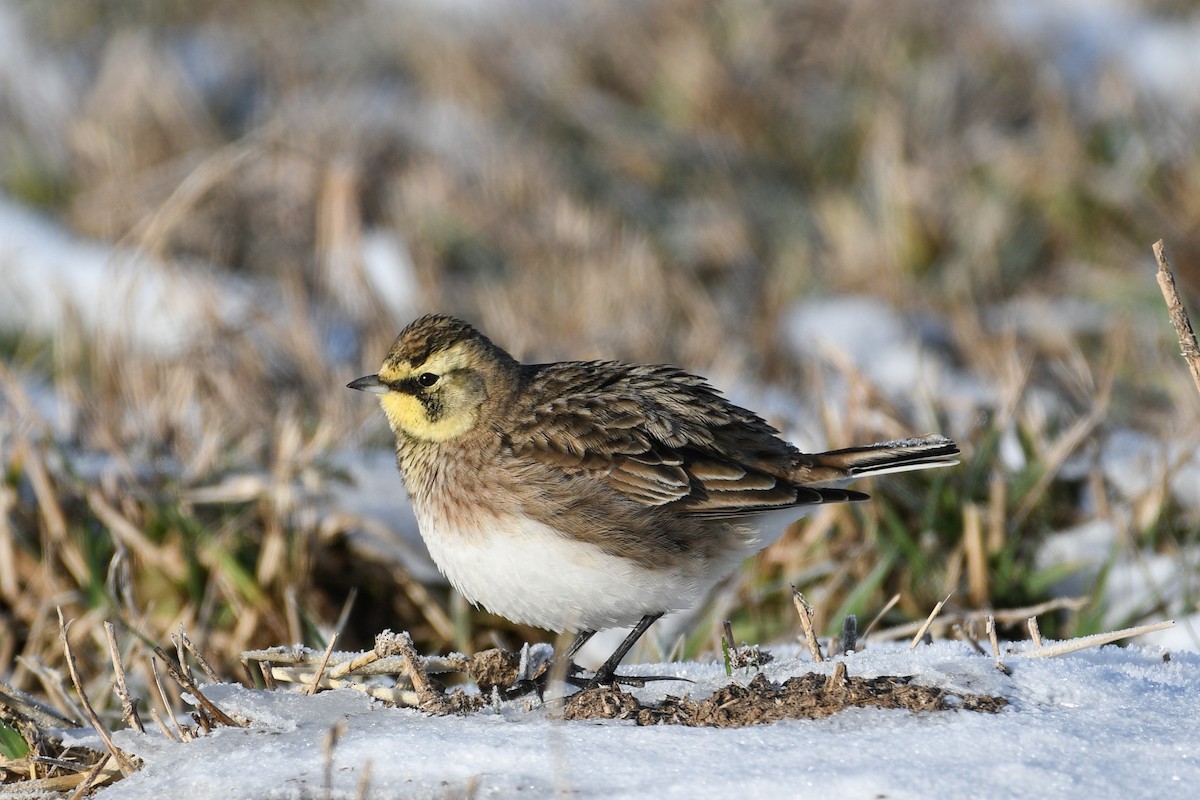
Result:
[91, 641, 1200, 799]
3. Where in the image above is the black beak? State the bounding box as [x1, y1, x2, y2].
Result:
[347, 374, 389, 395]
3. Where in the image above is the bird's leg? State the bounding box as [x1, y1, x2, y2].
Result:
[563, 629, 596, 662]
[567, 613, 679, 689]
[589, 613, 661, 686]
[557, 629, 596, 680]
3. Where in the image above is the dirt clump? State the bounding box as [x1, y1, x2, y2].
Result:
[562, 665, 1007, 727]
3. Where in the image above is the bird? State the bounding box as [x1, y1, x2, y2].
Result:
[349, 314, 959, 688]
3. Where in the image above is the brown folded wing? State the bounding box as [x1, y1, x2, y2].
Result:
[506, 361, 866, 517]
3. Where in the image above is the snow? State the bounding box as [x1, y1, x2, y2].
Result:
[781, 295, 996, 435]
[0, 196, 256, 356]
[78, 640, 1199, 799]
[995, 0, 1200, 114]
[0, 196, 420, 359]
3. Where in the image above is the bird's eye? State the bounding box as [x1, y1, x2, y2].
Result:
[417, 372, 440, 387]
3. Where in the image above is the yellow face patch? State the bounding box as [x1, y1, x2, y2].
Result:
[378, 392, 478, 442]
[376, 342, 484, 443]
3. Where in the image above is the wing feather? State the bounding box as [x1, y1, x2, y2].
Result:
[506, 361, 857, 516]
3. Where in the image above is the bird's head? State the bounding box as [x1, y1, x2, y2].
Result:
[349, 314, 517, 443]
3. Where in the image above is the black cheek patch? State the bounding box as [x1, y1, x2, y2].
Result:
[417, 391, 443, 422]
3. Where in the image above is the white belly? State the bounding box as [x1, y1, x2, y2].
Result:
[415, 509, 714, 633]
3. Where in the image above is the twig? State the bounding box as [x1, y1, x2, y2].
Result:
[825, 660, 848, 691]
[173, 628, 196, 688]
[104, 622, 144, 733]
[307, 632, 340, 696]
[909, 593, 951, 649]
[57, 610, 135, 777]
[791, 587, 824, 663]
[1026, 617, 1043, 648]
[247, 645, 469, 677]
[149, 707, 178, 742]
[875, 596, 1088, 641]
[1017, 619, 1174, 659]
[240, 657, 256, 689]
[986, 615, 1012, 675]
[67, 755, 122, 800]
[264, 666, 422, 706]
[1152, 240, 1200, 399]
[153, 645, 244, 728]
[174, 627, 220, 684]
[392, 631, 447, 711]
[328, 649, 383, 680]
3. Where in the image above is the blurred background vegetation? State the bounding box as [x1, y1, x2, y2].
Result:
[2, 0, 1200, 723]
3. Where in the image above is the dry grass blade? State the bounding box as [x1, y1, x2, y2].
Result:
[263, 665, 422, 706]
[1027, 617, 1043, 648]
[67, 755, 124, 800]
[259, 658, 278, 690]
[174, 627, 221, 684]
[1017, 620, 1175, 659]
[909, 593, 951, 649]
[88, 490, 186, 581]
[1152, 240, 1200, 400]
[20, 440, 88, 585]
[173, 630, 195, 688]
[985, 615, 1013, 675]
[152, 645, 244, 728]
[328, 649, 382, 680]
[306, 632, 340, 696]
[392, 631, 447, 712]
[244, 643, 477, 680]
[791, 587, 824, 663]
[146, 658, 187, 742]
[0, 680, 78, 729]
[986, 616, 1000, 658]
[148, 706, 178, 743]
[104, 622, 144, 733]
[1010, 399, 1110, 531]
[861, 593, 901, 641]
[57, 609, 136, 777]
[963, 504, 988, 608]
[875, 597, 1089, 642]
[10, 756, 123, 797]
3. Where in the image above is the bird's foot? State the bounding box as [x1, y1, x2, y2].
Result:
[565, 668, 690, 690]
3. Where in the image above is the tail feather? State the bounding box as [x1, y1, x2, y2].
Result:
[796, 434, 960, 487]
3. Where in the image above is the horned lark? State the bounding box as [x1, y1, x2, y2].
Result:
[350, 314, 959, 687]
